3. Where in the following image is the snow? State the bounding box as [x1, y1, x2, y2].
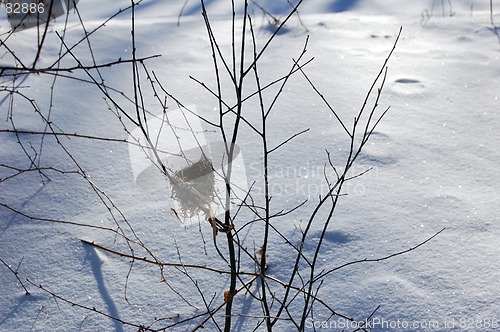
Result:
[1, 0, 499, 331]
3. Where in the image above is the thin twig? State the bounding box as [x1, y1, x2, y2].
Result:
[26, 279, 152, 331]
[0, 258, 30, 295]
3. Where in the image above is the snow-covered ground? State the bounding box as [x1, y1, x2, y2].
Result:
[1, 1, 499, 331]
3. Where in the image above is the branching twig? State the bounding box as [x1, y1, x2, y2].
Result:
[26, 279, 152, 331]
[0, 258, 30, 295]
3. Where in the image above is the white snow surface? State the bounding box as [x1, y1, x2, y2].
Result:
[1, 0, 499, 331]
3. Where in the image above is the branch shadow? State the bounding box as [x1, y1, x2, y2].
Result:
[233, 284, 257, 332]
[83, 244, 124, 332]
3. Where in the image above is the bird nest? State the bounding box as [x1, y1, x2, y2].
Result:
[170, 154, 215, 218]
